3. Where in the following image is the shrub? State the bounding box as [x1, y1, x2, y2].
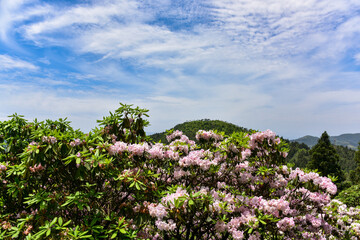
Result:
[0, 104, 359, 239]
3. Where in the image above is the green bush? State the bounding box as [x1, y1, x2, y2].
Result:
[1, 104, 359, 239]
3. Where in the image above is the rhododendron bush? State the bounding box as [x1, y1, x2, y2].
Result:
[0, 104, 359, 239]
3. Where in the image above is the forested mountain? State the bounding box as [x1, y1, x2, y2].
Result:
[292, 133, 360, 150]
[150, 119, 250, 143]
[291, 135, 319, 148]
[335, 145, 357, 173]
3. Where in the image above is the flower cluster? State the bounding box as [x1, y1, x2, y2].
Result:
[29, 163, 45, 172]
[0, 164, 7, 173]
[41, 136, 57, 144]
[135, 130, 360, 239]
[166, 130, 184, 142]
[196, 130, 223, 142]
[69, 138, 82, 147]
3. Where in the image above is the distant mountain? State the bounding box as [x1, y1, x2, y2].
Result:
[291, 135, 319, 148]
[149, 119, 250, 143]
[292, 133, 360, 150]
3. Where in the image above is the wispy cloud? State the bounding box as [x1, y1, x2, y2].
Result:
[0, 54, 38, 70]
[0, 0, 51, 45]
[1, 0, 360, 138]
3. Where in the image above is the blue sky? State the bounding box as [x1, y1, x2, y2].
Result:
[1, 0, 360, 139]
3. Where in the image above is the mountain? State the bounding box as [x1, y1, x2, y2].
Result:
[292, 133, 360, 150]
[291, 135, 319, 148]
[149, 119, 250, 143]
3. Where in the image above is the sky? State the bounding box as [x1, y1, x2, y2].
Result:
[1, 0, 360, 139]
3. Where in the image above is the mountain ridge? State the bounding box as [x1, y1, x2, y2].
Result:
[292, 133, 360, 150]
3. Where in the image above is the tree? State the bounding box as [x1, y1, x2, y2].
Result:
[350, 143, 360, 184]
[289, 148, 310, 168]
[307, 131, 345, 184]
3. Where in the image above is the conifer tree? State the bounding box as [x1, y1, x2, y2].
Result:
[307, 131, 344, 183]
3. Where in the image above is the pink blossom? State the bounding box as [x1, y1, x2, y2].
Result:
[109, 141, 128, 155]
[215, 221, 227, 232]
[147, 143, 164, 159]
[241, 149, 251, 160]
[166, 130, 183, 142]
[277, 217, 295, 231]
[155, 220, 176, 231]
[148, 203, 168, 219]
[230, 229, 244, 240]
[128, 143, 149, 156]
[0, 164, 7, 173]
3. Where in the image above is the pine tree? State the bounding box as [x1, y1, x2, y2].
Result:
[307, 131, 344, 183]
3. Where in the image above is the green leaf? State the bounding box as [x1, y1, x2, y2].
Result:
[259, 220, 266, 225]
[51, 217, 58, 225]
[111, 232, 117, 239]
[63, 220, 71, 227]
[58, 217, 63, 226]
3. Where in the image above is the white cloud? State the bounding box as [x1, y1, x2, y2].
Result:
[209, 0, 360, 58]
[0, 0, 51, 44]
[0, 55, 38, 70]
[354, 53, 360, 65]
[15, 0, 360, 69]
[1, 0, 360, 139]
[23, 0, 146, 41]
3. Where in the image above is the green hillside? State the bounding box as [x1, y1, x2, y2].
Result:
[150, 119, 250, 143]
[330, 134, 360, 149]
[291, 135, 319, 148]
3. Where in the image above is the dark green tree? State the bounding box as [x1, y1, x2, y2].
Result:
[307, 131, 345, 184]
[349, 143, 360, 184]
[289, 148, 310, 169]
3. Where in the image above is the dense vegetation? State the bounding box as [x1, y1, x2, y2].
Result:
[307, 132, 345, 188]
[286, 139, 357, 185]
[1, 105, 360, 239]
[150, 119, 250, 143]
[152, 120, 360, 209]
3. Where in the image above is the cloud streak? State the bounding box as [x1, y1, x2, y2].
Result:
[0, 54, 38, 70]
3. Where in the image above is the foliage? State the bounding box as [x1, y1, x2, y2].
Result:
[1, 105, 360, 239]
[285, 141, 310, 169]
[337, 185, 360, 208]
[288, 148, 310, 169]
[150, 119, 249, 143]
[350, 144, 360, 184]
[307, 131, 345, 185]
[286, 141, 356, 186]
[285, 141, 310, 160]
[335, 145, 357, 174]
